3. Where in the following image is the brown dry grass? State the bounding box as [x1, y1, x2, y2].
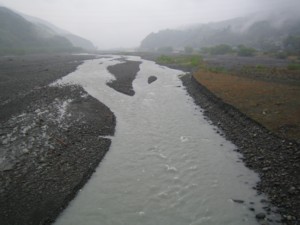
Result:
[194, 70, 300, 141]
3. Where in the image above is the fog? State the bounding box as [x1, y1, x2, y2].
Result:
[1, 0, 300, 50]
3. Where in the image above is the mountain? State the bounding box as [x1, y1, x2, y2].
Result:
[0, 6, 96, 55]
[140, 14, 300, 52]
[23, 14, 96, 51]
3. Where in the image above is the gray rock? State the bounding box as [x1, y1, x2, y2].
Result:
[288, 186, 296, 195]
[256, 212, 266, 220]
[232, 199, 244, 204]
[148, 76, 157, 84]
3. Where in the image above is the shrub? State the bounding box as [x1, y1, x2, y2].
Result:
[287, 63, 300, 70]
[237, 45, 256, 57]
[210, 44, 233, 55]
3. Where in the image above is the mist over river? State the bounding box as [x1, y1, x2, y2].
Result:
[53, 56, 278, 225]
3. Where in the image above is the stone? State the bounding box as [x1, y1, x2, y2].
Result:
[22, 148, 29, 154]
[286, 215, 293, 220]
[256, 213, 266, 220]
[232, 199, 244, 204]
[148, 76, 157, 84]
[259, 221, 269, 225]
[288, 186, 296, 195]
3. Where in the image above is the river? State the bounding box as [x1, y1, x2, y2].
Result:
[53, 56, 278, 225]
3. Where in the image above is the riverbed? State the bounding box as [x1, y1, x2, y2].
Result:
[53, 56, 279, 225]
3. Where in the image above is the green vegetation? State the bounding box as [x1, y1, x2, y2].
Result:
[237, 45, 256, 57]
[156, 54, 203, 68]
[275, 52, 288, 59]
[287, 63, 300, 70]
[283, 35, 300, 56]
[201, 44, 233, 55]
[200, 44, 258, 57]
[255, 64, 267, 71]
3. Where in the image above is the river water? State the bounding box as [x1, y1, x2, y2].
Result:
[54, 56, 277, 225]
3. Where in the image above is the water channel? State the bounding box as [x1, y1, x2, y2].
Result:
[54, 56, 277, 225]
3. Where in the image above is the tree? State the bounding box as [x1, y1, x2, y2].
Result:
[237, 45, 256, 57]
[210, 44, 233, 55]
[283, 35, 300, 56]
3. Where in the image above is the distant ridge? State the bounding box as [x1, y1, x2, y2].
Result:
[140, 14, 300, 52]
[23, 14, 96, 51]
[0, 6, 96, 55]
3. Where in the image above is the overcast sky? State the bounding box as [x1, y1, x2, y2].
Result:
[1, 0, 299, 49]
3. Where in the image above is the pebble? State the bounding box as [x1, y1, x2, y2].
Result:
[256, 212, 266, 220]
[288, 186, 296, 195]
[286, 215, 293, 221]
[262, 167, 270, 172]
[22, 148, 29, 154]
[259, 221, 269, 225]
[232, 199, 244, 204]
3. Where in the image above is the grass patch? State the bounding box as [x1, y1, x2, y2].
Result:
[156, 55, 203, 68]
[287, 63, 300, 70]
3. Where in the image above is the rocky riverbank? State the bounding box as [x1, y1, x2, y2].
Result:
[0, 54, 116, 225]
[180, 74, 300, 225]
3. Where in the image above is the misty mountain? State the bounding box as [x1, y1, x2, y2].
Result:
[0, 6, 95, 54]
[23, 14, 96, 51]
[140, 14, 300, 52]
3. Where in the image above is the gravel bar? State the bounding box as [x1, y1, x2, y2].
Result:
[0, 54, 116, 225]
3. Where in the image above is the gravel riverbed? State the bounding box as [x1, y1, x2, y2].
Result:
[0, 54, 116, 225]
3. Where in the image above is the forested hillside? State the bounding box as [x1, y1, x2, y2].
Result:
[140, 15, 300, 55]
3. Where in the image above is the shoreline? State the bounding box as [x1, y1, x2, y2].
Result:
[180, 74, 300, 224]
